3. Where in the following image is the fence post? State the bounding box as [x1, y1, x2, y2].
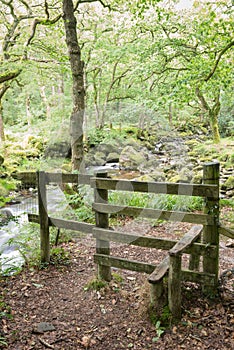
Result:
[94, 171, 111, 282]
[202, 161, 220, 294]
[168, 254, 182, 322]
[37, 171, 50, 263]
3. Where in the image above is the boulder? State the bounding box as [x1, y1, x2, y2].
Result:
[106, 152, 120, 163]
[119, 146, 146, 170]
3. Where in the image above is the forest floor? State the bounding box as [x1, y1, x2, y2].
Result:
[1, 218, 234, 350]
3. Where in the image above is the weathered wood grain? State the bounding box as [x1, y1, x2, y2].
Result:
[94, 254, 156, 274]
[91, 178, 219, 198]
[92, 203, 214, 225]
[169, 225, 203, 256]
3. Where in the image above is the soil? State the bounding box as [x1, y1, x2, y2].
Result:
[1, 219, 233, 350]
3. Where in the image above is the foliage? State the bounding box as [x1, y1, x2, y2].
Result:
[50, 246, 71, 266]
[149, 194, 203, 212]
[84, 277, 107, 291]
[152, 321, 165, 342]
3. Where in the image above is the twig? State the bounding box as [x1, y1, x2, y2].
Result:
[38, 337, 55, 349]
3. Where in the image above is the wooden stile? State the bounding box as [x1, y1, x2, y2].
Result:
[37, 171, 50, 263]
[94, 172, 111, 282]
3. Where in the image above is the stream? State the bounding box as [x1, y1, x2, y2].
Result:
[0, 186, 69, 274]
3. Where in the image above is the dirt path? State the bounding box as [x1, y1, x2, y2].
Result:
[1, 220, 233, 349]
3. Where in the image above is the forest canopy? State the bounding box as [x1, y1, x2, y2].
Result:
[0, 0, 233, 168]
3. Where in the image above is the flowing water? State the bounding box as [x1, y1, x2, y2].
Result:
[0, 186, 68, 273]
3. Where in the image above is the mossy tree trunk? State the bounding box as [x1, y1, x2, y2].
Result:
[63, 0, 85, 171]
[0, 84, 10, 143]
[195, 87, 221, 144]
[0, 101, 5, 142]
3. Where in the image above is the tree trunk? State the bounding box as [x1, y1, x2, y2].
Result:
[40, 86, 51, 118]
[209, 92, 221, 144]
[26, 95, 32, 131]
[63, 0, 85, 171]
[195, 87, 221, 144]
[0, 101, 5, 142]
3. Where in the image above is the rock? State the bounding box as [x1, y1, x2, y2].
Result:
[225, 239, 234, 248]
[151, 171, 166, 182]
[106, 152, 120, 163]
[44, 141, 71, 158]
[223, 176, 234, 190]
[119, 146, 146, 170]
[94, 151, 106, 166]
[33, 322, 55, 334]
[138, 157, 160, 174]
[136, 174, 154, 182]
[0, 155, 4, 166]
[192, 172, 203, 184]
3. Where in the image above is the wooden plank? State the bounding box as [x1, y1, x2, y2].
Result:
[169, 225, 203, 256]
[90, 178, 219, 198]
[94, 172, 111, 282]
[93, 203, 214, 225]
[92, 228, 217, 256]
[94, 254, 156, 274]
[202, 162, 220, 294]
[45, 173, 91, 185]
[168, 254, 182, 321]
[13, 172, 91, 185]
[93, 227, 177, 250]
[28, 213, 94, 234]
[181, 270, 216, 285]
[50, 217, 94, 234]
[28, 214, 217, 257]
[185, 242, 217, 257]
[148, 256, 169, 284]
[38, 171, 50, 263]
[219, 224, 234, 239]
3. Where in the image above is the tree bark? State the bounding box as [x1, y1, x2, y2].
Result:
[195, 87, 221, 144]
[0, 101, 5, 142]
[63, 0, 85, 171]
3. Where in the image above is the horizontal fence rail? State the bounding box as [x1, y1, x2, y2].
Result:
[90, 177, 219, 198]
[13, 172, 92, 185]
[28, 213, 94, 234]
[92, 203, 215, 225]
[92, 227, 217, 257]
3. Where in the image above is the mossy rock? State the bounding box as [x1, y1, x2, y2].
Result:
[168, 171, 191, 183]
[106, 152, 119, 163]
[136, 174, 154, 182]
[151, 171, 166, 182]
[119, 145, 146, 170]
[192, 172, 203, 184]
[224, 176, 234, 190]
[61, 163, 72, 172]
[0, 155, 4, 166]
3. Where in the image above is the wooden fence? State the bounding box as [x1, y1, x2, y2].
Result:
[15, 161, 234, 322]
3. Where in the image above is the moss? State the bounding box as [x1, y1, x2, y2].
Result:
[84, 278, 107, 291]
[224, 176, 234, 189]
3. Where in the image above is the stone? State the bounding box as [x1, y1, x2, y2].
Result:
[119, 146, 146, 170]
[106, 152, 120, 163]
[33, 322, 55, 334]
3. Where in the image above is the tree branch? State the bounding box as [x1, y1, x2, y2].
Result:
[195, 87, 210, 112]
[0, 84, 10, 99]
[204, 40, 234, 82]
[0, 69, 22, 84]
[76, 0, 111, 11]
